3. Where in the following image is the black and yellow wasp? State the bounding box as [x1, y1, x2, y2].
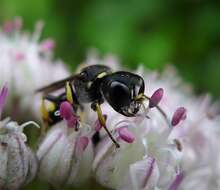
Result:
[37, 64, 147, 147]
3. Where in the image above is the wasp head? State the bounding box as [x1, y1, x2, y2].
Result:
[101, 72, 145, 117]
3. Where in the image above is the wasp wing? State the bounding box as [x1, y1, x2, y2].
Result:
[35, 74, 81, 94]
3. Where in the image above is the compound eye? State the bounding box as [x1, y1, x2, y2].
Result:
[109, 81, 131, 108]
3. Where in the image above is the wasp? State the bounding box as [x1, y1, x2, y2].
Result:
[37, 64, 149, 148]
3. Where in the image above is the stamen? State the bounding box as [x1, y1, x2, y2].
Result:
[60, 101, 79, 129]
[171, 107, 187, 127]
[117, 127, 135, 143]
[149, 88, 164, 108]
[59, 101, 74, 120]
[142, 94, 171, 127]
[41, 39, 55, 51]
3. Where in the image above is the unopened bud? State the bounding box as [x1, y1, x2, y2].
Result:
[0, 120, 38, 190]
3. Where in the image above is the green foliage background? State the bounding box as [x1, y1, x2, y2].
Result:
[0, 0, 220, 189]
[1, 0, 220, 98]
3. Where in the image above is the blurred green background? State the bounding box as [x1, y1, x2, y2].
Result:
[1, 0, 220, 189]
[1, 0, 220, 98]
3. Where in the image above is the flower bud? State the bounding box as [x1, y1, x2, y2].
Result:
[0, 84, 38, 189]
[37, 121, 94, 189]
[0, 120, 38, 190]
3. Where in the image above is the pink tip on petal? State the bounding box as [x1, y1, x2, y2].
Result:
[94, 114, 107, 132]
[75, 136, 89, 156]
[149, 88, 164, 108]
[171, 107, 187, 127]
[0, 84, 8, 115]
[41, 39, 55, 51]
[59, 101, 73, 120]
[118, 127, 135, 143]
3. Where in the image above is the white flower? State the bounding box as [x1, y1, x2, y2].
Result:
[0, 18, 70, 121]
[37, 101, 94, 189]
[0, 84, 39, 190]
[0, 120, 39, 190]
[35, 51, 220, 190]
[137, 65, 220, 190]
[81, 54, 220, 189]
[92, 102, 184, 190]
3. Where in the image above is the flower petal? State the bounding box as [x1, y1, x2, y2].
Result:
[128, 157, 160, 190]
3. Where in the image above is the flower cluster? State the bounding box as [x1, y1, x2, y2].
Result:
[36, 57, 188, 189]
[0, 20, 220, 190]
[138, 65, 220, 190]
[0, 18, 70, 121]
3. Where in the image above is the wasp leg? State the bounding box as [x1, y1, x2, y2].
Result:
[94, 103, 120, 148]
[142, 94, 170, 127]
[65, 81, 83, 111]
[40, 97, 50, 137]
[65, 81, 74, 104]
